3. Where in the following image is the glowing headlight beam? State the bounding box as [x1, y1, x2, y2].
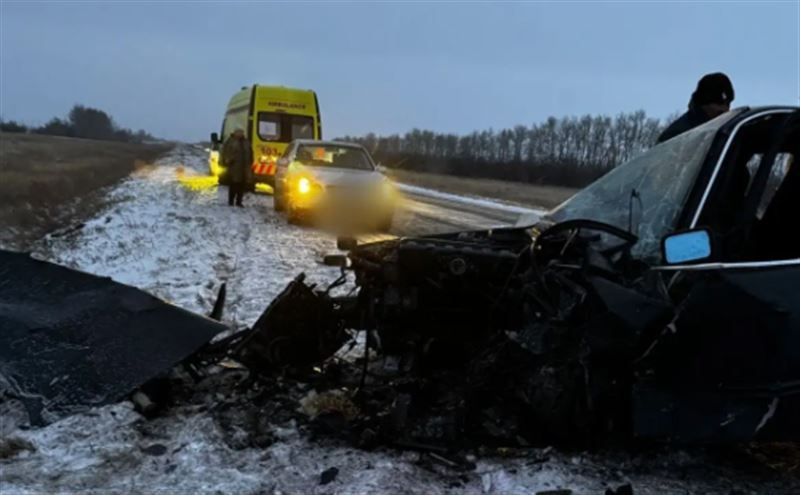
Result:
[298, 177, 311, 194]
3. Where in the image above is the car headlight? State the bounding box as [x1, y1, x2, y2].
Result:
[298, 177, 312, 194]
[382, 180, 396, 199]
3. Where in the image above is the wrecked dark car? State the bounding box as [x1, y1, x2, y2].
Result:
[238, 106, 800, 446]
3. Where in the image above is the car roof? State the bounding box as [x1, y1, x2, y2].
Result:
[742, 105, 799, 113]
[725, 106, 799, 127]
[292, 139, 365, 149]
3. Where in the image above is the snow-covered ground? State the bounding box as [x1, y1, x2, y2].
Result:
[2, 145, 797, 494]
[33, 145, 343, 329]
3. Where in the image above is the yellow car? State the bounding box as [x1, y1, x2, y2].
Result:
[273, 140, 396, 231]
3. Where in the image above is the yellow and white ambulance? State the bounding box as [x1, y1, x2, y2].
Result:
[209, 85, 322, 186]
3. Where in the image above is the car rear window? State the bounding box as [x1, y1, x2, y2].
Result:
[295, 145, 374, 171]
[258, 113, 315, 142]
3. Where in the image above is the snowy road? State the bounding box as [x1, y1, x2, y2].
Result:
[2, 145, 797, 494]
[24, 144, 537, 329]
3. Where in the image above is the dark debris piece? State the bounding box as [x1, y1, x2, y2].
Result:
[0, 250, 225, 426]
[141, 444, 168, 456]
[320, 466, 339, 485]
[605, 484, 634, 495]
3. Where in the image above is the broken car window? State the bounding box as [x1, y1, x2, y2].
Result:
[695, 112, 796, 261]
[756, 153, 793, 219]
[547, 123, 719, 262]
[743, 152, 794, 220]
[739, 119, 800, 261]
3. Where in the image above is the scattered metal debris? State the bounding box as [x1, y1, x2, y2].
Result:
[0, 436, 36, 459]
[233, 107, 800, 446]
[605, 484, 634, 495]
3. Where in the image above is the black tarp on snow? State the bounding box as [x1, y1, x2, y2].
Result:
[0, 250, 225, 425]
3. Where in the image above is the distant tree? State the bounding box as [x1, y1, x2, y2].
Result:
[0, 119, 28, 133]
[134, 129, 154, 143]
[512, 125, 527, 162]
[113, 129, 133, 142]
[68, 105, 116, 140]
[34, 118, 74, 137]
[337, 109, 670, 189]
[29, 104, 156, 143]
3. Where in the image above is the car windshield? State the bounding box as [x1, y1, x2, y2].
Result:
[546, 113, 734, 262]
[295, 144, 374, 171]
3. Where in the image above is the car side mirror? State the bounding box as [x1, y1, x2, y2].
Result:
[662, 228, 712, 265]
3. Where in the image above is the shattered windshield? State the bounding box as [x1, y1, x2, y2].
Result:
[547, 117, 725, 262]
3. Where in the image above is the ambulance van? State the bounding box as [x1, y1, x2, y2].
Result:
[210, 85, 322, 186]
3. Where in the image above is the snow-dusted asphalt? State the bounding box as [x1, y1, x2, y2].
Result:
[2, 145, 797, 494]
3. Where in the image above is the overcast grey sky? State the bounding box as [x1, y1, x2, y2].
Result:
[1, 1, 798, 141]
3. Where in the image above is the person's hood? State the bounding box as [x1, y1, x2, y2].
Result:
[686, 101, 712, 124]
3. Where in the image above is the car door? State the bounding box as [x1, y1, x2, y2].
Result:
[634, 110, 800, 442]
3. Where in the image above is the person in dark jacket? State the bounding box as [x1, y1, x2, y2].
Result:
[222, 128, 253, 207]
[657, 72, 735, 143]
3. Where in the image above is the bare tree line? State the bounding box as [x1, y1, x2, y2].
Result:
[1, 105, 156, 144]
[339, 110, 671, 188]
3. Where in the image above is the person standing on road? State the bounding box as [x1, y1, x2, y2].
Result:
[657, 72, 735, 143]
[222, 128, 253, 207]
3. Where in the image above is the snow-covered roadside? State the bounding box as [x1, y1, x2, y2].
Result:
[32, 144, 341, 330]
[4, 394, 795, 495]
[2, 144, 796, 494]
[396, 183, 547, 218]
